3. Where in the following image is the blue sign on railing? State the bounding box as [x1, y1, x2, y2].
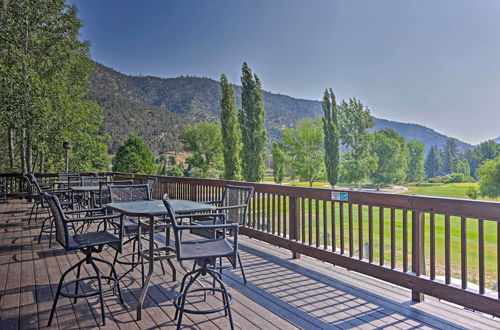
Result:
[331, 191, 348, 201]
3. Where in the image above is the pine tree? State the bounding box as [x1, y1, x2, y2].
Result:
[219, 74, 241, 180]
[239, 63, 267, 182]
[271, 142, 285, 184]
[321, 88, 340, 187]
[424, 146, 443, 178]
[442, 138, 460, 174]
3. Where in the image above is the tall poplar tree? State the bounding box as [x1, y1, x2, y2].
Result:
[219, 74, 241, 180]
[424, 146, 443, 178]
[239, 63, 267, 182]
[322, 88, 340, 187]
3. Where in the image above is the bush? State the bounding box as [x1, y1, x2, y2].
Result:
[446, 173, 466, 183]
[466, 186, 479, 200]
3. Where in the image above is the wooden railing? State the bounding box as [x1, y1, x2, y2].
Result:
[2, 171, 500, 317]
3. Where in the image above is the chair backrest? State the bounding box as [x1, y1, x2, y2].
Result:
[98, 180, 133, 207]
[108, 184, 151, 203]
[161, 194, 182, 258]
[28, 174, 50, 207]
[220, 185, 254, 226]
[59, 173, 79, 182]
[67, 176, 82, 188]
[146, 177, 157, 196]
[42, 192, 69, 249]
[81, 176, 106, 186]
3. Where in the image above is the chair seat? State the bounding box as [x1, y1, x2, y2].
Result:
[179, 238, 234, 260]
[68, 231, 120, 250]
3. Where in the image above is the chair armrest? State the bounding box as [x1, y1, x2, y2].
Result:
[65, 207, 106, 215]
[215, 204, 247, 211]
[64, 214, 122, 223]
[175, 213, 226, 220]
[177, 222, 239, 232]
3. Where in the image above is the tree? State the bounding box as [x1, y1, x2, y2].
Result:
[442, 138, 460, 174]
[220, 74, 241, 180]
[166, 156, 184, 177]
[424, 146, 443, 178]
[179, 121, 223, 178]
[112, 136, 155, 174]
[0, 0, 109, 173]
[339, 98, 377, 189]
[452, 158, 470, 177]
[282, 118, 325, 187]
[406, 141, 425, 182]
[239, 62, 267, 182]
[322, 88, 340, 187]
[477, 157, 500, 199]
[470, 140, 500, 178]
[466, 186, 479, 200]
[271, 142, 286, 184]
[370, 129, 408, 189]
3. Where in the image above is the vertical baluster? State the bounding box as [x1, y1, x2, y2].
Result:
[277, 195, 281, 236]
[257, 192, 261, 231]
[445, 215, 451, 284]
[430, 213, 436, 280]
[403, 210, 408, 272]
[283, 196, 287, 238]
[358, 204, 363, 260]
[308, 198, 313, 245]
[379, 207, 384, 266]
[301, 198, 306, 243]
[315, 199, 320, 248]
[478, 219, 485, 294]
[266, 193, 271, 233]
[340, 202, 345, 255]
[331, 201, 336, 252]
[497, 221, 500, 299]
[251, 192, 256, 228]
[391, 208, 396, 269]
[461, 217, 467, 289]
[348, 203, 353, 257]
[323, 200, 328, 250]
[368, 205, 373, 263]
[271, 194, 276, 234]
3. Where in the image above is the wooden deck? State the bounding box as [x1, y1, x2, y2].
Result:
[1, 199, 499, 329]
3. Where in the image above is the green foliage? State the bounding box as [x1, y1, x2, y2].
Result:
[322, 88, 340, 187]
[219, 74, 241, 180]
[452, 158, 470, 177]
[466, 186, 479, 200]
[477, 157, 500, 199]
[469, 140, 500, 178]
[424, 146, 443, 178]
[113, 136, 155, 174]
[282, 118, 325, 187]
[339, 98, 377, 189]
[0, 0, 109, 173]
[157, 155, 184, 177]
[447, 173, 466, 183]
[239, 63, 267, 182]
[406, 141, 425, 182]
[441, 138, 460, 174]
[179, 121, 223, 178]
[271, 142, 286, 184]
[370, 129, 408, 189]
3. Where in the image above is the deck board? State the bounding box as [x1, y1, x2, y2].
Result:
[1, 199, 499, 329]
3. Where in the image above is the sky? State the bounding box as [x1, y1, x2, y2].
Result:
[71, 0, 500, 145]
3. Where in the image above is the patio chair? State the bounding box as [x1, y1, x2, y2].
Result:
[162, 193, 238, 330]
[95, 180, 133, 208]
[190, 185, 253, 283]
[108, 184, 174, 281]
[43, 192, 124, 326]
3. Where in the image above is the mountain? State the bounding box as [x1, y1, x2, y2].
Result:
[87, 62, 473, 154]
[493, 137, 500, 144]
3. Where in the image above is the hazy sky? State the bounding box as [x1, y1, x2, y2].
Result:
[72, 0, 500, 144]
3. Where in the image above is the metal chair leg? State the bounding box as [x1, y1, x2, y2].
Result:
[73, 261, 83, 303]
[89, 257, 106, 325]
[237, 252, 247, 284]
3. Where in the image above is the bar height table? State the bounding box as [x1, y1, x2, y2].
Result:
[106, 199, 216, 320]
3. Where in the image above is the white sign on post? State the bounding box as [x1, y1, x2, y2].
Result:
[331, 191, 348, 201]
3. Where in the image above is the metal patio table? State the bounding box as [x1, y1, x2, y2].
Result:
[70, 185, 100, 209]
[106, 199, 216, 320]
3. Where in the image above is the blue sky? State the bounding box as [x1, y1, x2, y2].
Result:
[72, 0, 500, 144]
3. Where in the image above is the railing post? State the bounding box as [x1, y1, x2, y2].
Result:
[411, 210, 425, 302]
[289, 196, 300, 259]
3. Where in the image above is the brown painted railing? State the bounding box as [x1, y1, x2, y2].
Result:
[2, 171, 500, 317]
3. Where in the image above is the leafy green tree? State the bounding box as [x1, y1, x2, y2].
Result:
[282, 118, 325, 187]
[370, 129, 408, 189]
[339, 98, 377, 189]
[470, 140, 500, 178]
[113, 136, 155, 174]
[424, 146, 443, 178]
[477, 157, 500, 199]
[239, 63, 267, 182]
[179, 121, 223, 178]
[271, 141, 286, 184]
[220, 74, 241, 180]
[0, 0, 109, 173]
[322, 88, 340, 187]
[452, 158, 470, 177]
[442, 138, 460, 174]
[406, 141, 425, 182]
[166, 156, 184, 177]
[466, 186, 479, 200]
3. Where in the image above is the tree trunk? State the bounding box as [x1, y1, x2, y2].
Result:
[26, 132, 32, 173]
[20, 129, 27, 173]
[39, 151, 45, 173]
[8, 129, 15, 170]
